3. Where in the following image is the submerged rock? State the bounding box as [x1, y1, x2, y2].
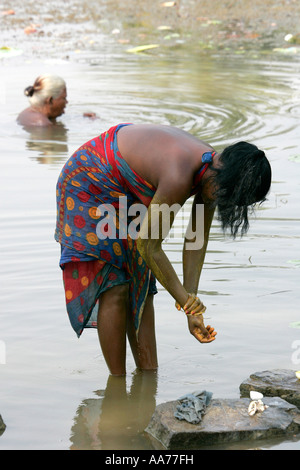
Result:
[145, 397, 300, 449]
[0, 415, 6, 436]
[240, 369, 300, 408]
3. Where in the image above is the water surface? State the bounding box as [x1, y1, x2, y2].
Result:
[0, 38, 300, 450]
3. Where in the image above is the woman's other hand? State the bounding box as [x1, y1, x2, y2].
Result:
[187, 315, 217, 343]
[175, 293, 217, 343]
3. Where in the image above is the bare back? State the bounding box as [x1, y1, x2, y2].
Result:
[117, 124, 214, 189]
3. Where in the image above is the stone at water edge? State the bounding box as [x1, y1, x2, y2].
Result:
[0, 415, 6, 436]
[240, 369, 300, 408]
[145, 397, 300, 450]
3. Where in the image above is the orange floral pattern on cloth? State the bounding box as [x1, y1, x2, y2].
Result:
[55, 124, 157, 337]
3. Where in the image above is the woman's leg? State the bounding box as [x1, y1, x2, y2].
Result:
[126, 294, 158, 371]
[97, 284, 129, 376]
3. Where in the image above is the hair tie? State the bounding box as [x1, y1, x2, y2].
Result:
[202, 151, 215, 163]
[24, 86, 35, 97]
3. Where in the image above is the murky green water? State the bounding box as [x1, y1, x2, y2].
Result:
[0, 9, 300, 450]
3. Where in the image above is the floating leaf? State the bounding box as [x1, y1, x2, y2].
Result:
[289, 155, 300, 163]
[284, 34, 300, 44]
[273, 47, 299, 54]
[118, 38, 130, 44]
[289, 322, 300, 329]
[24, 26, 37, 34]
[126, 44, 159, 54]
[287, 259, 300, 267]
[157, 25, 172, 31]
[0, 46, 23, 58]
[1, 9, 15, 15]
[164, 33, 180, 40]
[206, 19, 223, 25]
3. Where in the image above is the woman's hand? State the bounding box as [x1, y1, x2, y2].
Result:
[187, 315, 217, 344]
[83, 112, 99, 120]
[175, 293, 217, 343]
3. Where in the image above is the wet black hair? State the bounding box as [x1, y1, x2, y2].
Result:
[213, 141, 271, 237]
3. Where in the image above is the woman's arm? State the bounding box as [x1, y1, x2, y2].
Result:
[175, 192, 217, 344]
[137, 183, 216, 343]
[137, 187, 189, 308]
[182, 192, 215, 296]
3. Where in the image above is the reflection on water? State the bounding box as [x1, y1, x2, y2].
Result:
[23, 122, 69, 163]
[0, 43, 300, 450]
[70, 370, 158, 450]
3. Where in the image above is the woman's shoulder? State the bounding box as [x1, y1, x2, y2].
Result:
[17, 107, 52, 127]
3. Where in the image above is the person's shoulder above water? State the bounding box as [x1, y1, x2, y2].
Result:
[17, 107, 53, 127]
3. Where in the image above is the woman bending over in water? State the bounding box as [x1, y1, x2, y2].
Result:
[17, 74, 67, 127]
[55, 123, 271, 376]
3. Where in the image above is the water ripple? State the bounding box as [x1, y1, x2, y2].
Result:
[75, 55, 299, 150]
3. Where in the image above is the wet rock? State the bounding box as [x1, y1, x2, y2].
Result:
[145, 397, 300, 449]
[0, 414, 6, 436]
[240, 369, 300, 408]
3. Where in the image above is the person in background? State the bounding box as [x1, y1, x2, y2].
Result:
[17, 74, 67, 127]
